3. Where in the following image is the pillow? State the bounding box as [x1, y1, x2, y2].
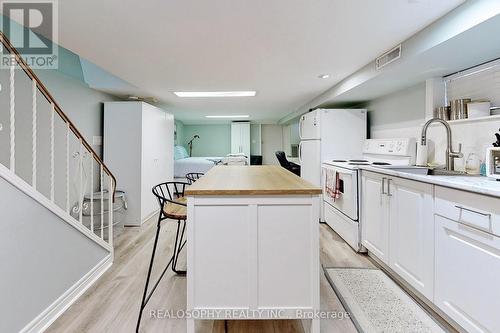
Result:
[174, 146, 189, 160]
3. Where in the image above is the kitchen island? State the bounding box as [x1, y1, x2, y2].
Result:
[185, 165, 322, 333]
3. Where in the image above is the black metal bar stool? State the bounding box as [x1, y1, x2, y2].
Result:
[185, 172, 204, 184]
[136, 181, 189, 332]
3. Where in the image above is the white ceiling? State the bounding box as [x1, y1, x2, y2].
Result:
[55, 0, 464, 124]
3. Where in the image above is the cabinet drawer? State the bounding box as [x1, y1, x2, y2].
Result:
[435, 186, 500, 237]
[435, 215, 500, 333]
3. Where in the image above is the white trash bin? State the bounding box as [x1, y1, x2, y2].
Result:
[79, 190, 127, 240]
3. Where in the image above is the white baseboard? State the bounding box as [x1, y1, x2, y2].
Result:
[123, 209, 159, 227]
[20, 254, 113, 333]
[142, 209, 160, 224]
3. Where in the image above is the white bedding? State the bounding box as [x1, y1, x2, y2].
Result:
[174, 157, 222, 178]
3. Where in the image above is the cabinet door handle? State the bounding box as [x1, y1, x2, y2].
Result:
[455, 205, 491, 217]
[454, 205, 493, 234]
[381, 177, 387, 195]
[387, 178, 393, 197]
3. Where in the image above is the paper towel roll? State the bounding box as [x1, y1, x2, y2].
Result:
[416, 143, 428, 166]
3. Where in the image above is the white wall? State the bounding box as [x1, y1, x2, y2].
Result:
[282, 122, 300, 157]
[367, 82, 500, 169]
[261, 124, 283, 165]
[0, 175, 108, 332]
[368, 83, 426, 139]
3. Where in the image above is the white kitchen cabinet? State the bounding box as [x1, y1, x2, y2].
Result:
[104, 102, 174, 226]
[388, 177, 434, 300]
[361, 172, 390, 264]
[434, 187, 500, 333]
[362, 172, 434, 298]
[435, 215, 500, 333]
[361, 174, 500, 333]
[231, 122, 250, 163]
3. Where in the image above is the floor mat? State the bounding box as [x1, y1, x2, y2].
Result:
[324, 267, 445, 333]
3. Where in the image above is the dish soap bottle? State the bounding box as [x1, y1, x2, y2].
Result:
[465, 153, 480, 175]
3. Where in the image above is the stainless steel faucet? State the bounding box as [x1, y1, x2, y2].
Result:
[421, 118, 463, 171]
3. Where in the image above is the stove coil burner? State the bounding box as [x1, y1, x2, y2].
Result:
[332, 159, 347, 162]
[349, 159, 369, 163]
[348, 162, 370, 165]
[372, 162, 391, 166]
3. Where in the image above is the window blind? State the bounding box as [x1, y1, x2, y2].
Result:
[445, 58, 500, 108]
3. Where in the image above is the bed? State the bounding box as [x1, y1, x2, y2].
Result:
[174, 156, 223, 178]
[174, 146, 222, 178]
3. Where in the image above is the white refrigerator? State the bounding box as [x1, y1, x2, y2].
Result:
[299, 109, 367, 187]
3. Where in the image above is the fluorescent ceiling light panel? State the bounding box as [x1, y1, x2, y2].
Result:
[174, 91, 256, 97]
[205, 115, 250, 119]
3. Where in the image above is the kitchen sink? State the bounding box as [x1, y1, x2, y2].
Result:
[425, 168, 473, 176]
[380, 166, 473, 176]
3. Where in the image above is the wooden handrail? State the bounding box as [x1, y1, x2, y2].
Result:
[0, 31, 117, 197]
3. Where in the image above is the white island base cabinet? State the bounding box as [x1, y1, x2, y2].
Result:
[186, 195, 320, 333]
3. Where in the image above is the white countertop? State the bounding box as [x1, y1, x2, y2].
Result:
[360, 165, 500, 198]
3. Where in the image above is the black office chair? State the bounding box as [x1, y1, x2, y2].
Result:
[185, 172, 204, 184]
[275, 151, 301, 176]
[137, 181, 189, 331]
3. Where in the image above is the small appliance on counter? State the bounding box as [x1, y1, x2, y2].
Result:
[486, 129, 500, 180]
[486, 147, 500, 180]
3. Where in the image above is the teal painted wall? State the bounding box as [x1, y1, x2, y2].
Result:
[174, 120, 185, 145]
[290, 121, 300, 144]
[250, 124, 261, 155]
[182, 124, 231, 157]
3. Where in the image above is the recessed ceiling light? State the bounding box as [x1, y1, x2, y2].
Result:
[205, 115, 250, 119]
[318, 74, 330, 79]
[174, 91, 256, 97]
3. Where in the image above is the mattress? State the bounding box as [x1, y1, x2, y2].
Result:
[174, 157, 222, 178]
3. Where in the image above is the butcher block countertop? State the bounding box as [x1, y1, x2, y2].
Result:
[185, 165, 322, 196]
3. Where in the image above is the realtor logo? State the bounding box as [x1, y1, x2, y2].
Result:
[1, 0, 58, 68]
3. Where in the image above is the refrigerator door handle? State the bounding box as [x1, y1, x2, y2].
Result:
[299, 141, 303, 163]
[299, 116, 303, 140]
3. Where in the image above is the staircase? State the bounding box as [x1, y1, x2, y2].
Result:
[0, 31, 116, 249]
[0, 32, 117, 332]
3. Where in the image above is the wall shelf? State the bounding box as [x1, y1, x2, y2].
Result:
[446, 114, 500, 125]
[425, 114, 500, 128]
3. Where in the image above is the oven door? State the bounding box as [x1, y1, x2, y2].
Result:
[322, 164, 358, 221]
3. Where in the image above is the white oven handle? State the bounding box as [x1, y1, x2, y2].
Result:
[324, 165, 355, 176]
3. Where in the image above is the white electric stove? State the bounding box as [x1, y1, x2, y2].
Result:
[321, 138, 416, 252]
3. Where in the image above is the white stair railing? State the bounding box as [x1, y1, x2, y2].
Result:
[0, 32, 116, 250]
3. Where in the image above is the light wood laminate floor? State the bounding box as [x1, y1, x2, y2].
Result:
[47, 217, 374, 333]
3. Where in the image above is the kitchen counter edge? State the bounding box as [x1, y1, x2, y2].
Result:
[360, 165, 500, 198]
